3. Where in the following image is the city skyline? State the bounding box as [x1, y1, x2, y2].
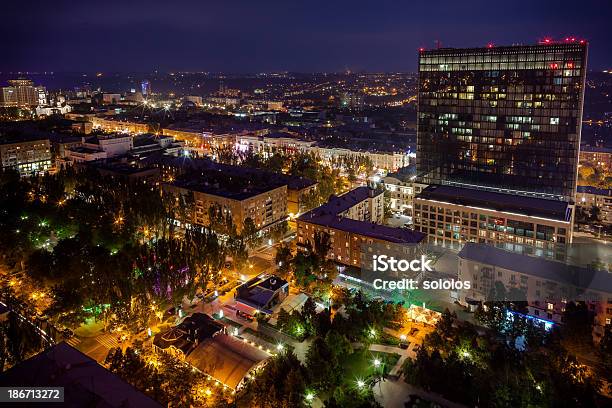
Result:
[1, 3, 612, 406]
[2, 0, 612, 72]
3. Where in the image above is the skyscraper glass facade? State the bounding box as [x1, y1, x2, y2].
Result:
[416, 42, 587, 202]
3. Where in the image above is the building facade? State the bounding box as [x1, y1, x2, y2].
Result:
[0, 79, 47, 107]
[414, 41, 588, 249]
[417, 42, 587, 202]
[162, 177, 287, 234]
[297, 187, 424, 266]
[579, 146, 612, 171]
[457, 243, 612, 342]
[90, 117, 152, 134]
[0, 137, 52, 176]
[576, 186, 612, 225]
[413, 185, 571, 257]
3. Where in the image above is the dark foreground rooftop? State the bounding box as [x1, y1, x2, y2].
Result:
[416, 185, 571, 222]
[0, 342, 162, 408]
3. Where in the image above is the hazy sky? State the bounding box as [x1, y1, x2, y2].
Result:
[2, 0, 611, 72]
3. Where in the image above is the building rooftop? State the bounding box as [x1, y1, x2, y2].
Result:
[153, 156, 314, 198]
[153, 313, 225, 354]
[68, 146, 102, 154]
[0, 343, 162, 407]
[577, 185, 612, 196]
[458, 243, 612, 294]
[236, 275, 288, 310]
[170, 171, 286, 200]
[416, 185, 571, 222]
[300, 212, 425, 244]
[580, 145, 612, 154]
[186, 334, 269, 389]
[299, 186, 424, 244]
[419, 41, 587, 56]
[385, 165, 417, 182]
[309, 187, 382, 217]
[0, 122, 53, 144]
[285, 176, 317, 191]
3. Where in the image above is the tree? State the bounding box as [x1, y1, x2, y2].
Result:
[306, 337, 341, 390]
[275, 243, 293, 278]
[242, 217, 258, 245]
[237, 349, 307, 408]
[313, 231, 331, 260]
[560, 302, 594, 348]
[598, 326, 612, 394]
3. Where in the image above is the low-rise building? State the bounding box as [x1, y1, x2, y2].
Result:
[236, 132, 316, 155]
[382, 166, 420, 216]
[312, 146, 409, 173]
[576, 185, 612, 225]
[297, 187, 424, 266]
[0, 134, 52, 176]
[457, 243, 612, 343]
[0, 343, 162, 408]
[153, 312, 269, 390]
[413, 185, 572, 258]
[162, 165, 287, 234]
[150, 156, 314, 230]
[65, 134, 133, 163]
[579, 146, 612, 171]
[153, 313, 225, 358]
[90, 116, 152, 134]
[234, 275, 289, 316]
[101, 93, 122, 104]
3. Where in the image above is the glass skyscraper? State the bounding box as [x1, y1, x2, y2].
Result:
[416, 41, 587, 203]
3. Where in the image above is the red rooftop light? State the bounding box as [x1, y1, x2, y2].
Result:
[487, 43, 494, 48]
[418, 47, 425, 52]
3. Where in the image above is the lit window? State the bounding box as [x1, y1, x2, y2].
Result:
[550, 117, 560, 125]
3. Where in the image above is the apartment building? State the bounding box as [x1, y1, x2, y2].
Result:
[579, 146, 612, 170]
[576, 186, 612, 225]
[0, 136, 52, 176]
[90, 117, 152, 134]
[0, 79, 47, 107]
[297, 187, 424, 266]
[161, 165, 288, 234]
[413, 185, 571, 258]
[457, 243, 612, 342]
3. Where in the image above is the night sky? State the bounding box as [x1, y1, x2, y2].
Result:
[2, 0, 611, 73]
